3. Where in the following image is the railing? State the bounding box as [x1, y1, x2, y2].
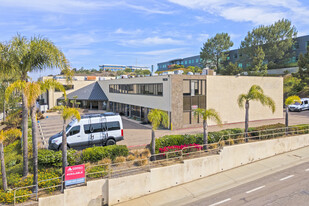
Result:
[12, 125, 309, 204]
[38, 122, 46, 146]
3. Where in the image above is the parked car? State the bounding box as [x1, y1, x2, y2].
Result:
[288, 98, 309, 112]
[48, 112, 124, 150]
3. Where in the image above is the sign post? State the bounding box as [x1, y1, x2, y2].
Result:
[65, 164, 85, 186]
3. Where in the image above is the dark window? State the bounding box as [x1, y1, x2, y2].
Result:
[55, 84, 74, 92]
[109, 84, 163, 96]
[68, 126, 80, 136]
[234, 53, 238, 59]
[107, 121, 120, 131]
[305, 101, 308, 104]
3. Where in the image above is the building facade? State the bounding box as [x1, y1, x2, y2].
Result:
[41, 75, 283, 130]
[99, 75, 283, 130]
[157, 35, 309, 72]
[99, 65, 149, 72]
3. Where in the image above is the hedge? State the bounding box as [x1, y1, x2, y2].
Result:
[155, 128, 244, 152]
[154, 124, 309, 153]
[82, 145, 129, 162]
[38, 149, 79, 167]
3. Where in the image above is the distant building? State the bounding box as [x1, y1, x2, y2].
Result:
[99, 65, 149, 72]
[157, 35, 309, 72]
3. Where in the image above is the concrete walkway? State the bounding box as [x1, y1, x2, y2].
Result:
[115, 146, 309, 206]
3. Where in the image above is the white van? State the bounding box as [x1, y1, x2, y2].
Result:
[48, 112, 124, 150]
[288, 98, 309, 112]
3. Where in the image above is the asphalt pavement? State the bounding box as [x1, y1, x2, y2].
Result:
[188, 161, 309, 206]
[115, 146, 309, 206]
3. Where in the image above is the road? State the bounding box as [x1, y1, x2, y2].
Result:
[188, 162, 309, 206]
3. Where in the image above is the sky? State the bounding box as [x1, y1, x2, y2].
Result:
[1, 0, 309, 80]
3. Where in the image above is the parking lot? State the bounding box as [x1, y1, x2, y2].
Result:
[38, 110, 309, 149]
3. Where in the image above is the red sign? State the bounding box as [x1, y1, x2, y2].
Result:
[65, 164, 85, 186]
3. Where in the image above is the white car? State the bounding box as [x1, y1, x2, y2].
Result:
[48, 112, 124, 150]
[288, 98, 309, 112]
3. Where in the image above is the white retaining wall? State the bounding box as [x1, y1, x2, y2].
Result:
[39, 134, 309, 206]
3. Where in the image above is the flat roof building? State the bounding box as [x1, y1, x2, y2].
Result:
[99, 65, 150, 72]
[41, 75, 283, 130]
[157, 35, 309, 72]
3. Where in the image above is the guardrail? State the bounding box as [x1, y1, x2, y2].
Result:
[12, 125, 309, 204]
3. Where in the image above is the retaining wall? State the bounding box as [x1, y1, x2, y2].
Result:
[39, 134, 309, 206]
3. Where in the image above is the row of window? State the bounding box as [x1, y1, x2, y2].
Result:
[109, 84, 163, 96]
[67, 121, 121, 136]
[159, 58, 201, 69]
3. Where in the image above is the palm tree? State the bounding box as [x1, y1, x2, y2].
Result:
[0, 129, 22, 191]
[238, 85, 276, 142]
[0, 130, 8, 191]
[285, 95, 301, 129]
[61, 107, 81, 175]
[147, 109, 168, 160]
[6, 79, 65, 191]
[193, 108, 222, 150]
[0, 34, 69, 177]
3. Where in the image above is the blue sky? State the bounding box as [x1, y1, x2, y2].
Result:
[1, 0, 309, 80]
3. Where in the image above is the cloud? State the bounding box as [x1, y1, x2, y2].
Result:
[61, 33, 97, 48]
[168, 0, 309, 25]
[65, 49, 93, 58]
[133, 48, 185, 55]
[122, 36, 184, 46]
[114, 28, 142, 35]
[0, 0, 174, 15]
[197, 34, 209, 42]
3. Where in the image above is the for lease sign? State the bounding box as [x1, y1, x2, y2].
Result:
[65, 164, 85, 186]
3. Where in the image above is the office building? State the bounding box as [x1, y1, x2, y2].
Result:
[157, 35, 309, 72]
[41, 75, 283, 130]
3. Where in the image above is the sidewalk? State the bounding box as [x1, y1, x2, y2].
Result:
[115, 146, 309, 206]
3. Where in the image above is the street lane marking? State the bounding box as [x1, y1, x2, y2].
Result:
[280, 175, 294, 181]
[305, 168, 309, 172]
[209, 198, 231, 206]
[245, 185, 265, 194]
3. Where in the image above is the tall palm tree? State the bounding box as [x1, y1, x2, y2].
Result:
[0, 129, 22, 191]
[0, 130, 8, 191]
[148, 109, 168, 160]
[285, 95, 301, 129]
[61, 107, 81, 175]
[0, 34, 69, 177]
[238, 85, 276, 142]
[6, 79, 65, 191]
[193, 108, 222, 150]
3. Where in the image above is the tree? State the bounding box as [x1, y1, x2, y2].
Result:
[116, 70, 126, 76]
[193, 108, 222, 150]
[148, 109, 168, 160]
[0, 129, 22, 192]
[285, 96, 301, 130]
[6, 79, 65, 191]
[124, 68, 132, 73]
[0, 130, 8, 191]
[142, 70, 151, 76]
[134, 69, 143, 76]
[240, 19, 297, 69]
[295, 46, 309, 84]
[238, 85, 276, 141]
[220, 62, 242, 75]
[200, 33, 233, 70]
[0, 34, 69, 177]
[250, 47, 268, 75]
[61, 107, 81, 176]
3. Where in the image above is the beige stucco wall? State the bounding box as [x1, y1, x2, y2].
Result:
[206, 75, 283, 126]
[99, 76, 172, 112]
[39, 134, 309, 206]
[40, 76, 97, 108]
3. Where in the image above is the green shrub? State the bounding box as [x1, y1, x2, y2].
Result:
[82, 145, 129, 162]
[38, 149, 78, 167]
[0, 189, 31, 204]
[86, 165, 108, 178]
